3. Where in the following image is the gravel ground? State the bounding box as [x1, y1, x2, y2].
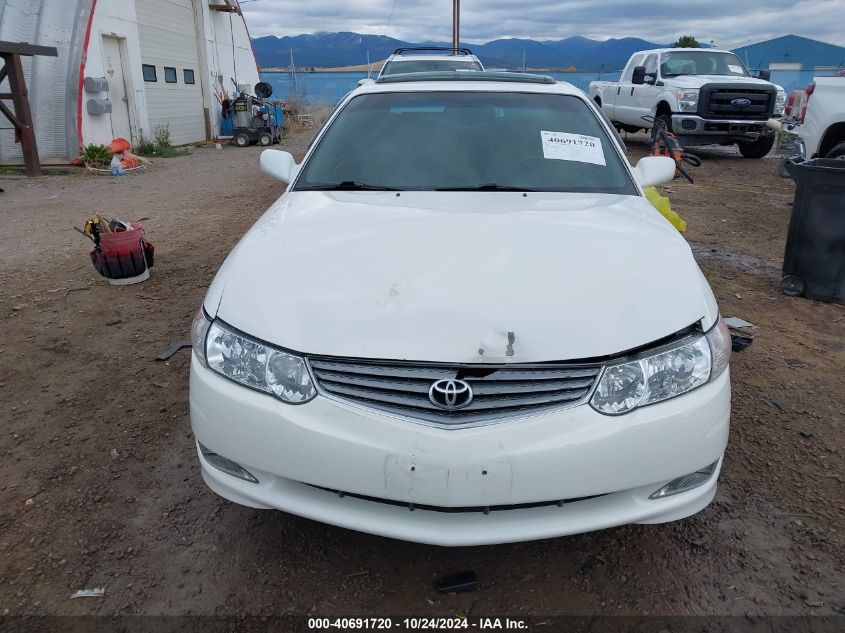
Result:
[0, 130, 842, 619]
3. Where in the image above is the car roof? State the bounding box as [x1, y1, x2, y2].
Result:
[354, 72, 584, 97]
[631, 48, 736, 57]
[385, 54, 482, 62]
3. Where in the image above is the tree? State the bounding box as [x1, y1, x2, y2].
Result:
[672, 35, 701, 48]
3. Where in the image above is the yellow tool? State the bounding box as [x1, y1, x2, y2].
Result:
[83, 214, 112, 239]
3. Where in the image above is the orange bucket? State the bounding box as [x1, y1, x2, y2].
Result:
[109, 137, 131, 154]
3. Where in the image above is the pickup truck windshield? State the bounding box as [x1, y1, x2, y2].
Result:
[295, 92, 636, 194]
[381, 60, 483, 75]
[661, 51, 749, 78]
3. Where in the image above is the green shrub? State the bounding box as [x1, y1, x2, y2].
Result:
[136, 125, 182, 157]
[80, 144, 112, 168]
[153, 124, 172, 148]
[135, 130, 156, 155]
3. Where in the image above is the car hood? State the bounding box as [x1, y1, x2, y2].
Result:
[210, 191, 713, 363]
[669, 75, 776, 89]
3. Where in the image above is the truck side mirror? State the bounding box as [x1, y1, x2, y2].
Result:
[757, 69, 771, 81]
[632, 66, 646, 85]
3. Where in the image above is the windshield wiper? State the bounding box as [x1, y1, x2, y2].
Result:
[435, 183, 537, 192]
[297, 180, 399, 191]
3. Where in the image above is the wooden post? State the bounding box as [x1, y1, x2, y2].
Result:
[0, 41, 58, 177]
[2, 53, 40, 176]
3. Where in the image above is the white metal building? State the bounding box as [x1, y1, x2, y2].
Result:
[0, 0, 259, 164]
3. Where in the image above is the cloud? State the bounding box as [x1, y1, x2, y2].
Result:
[239, 0, 845, 48]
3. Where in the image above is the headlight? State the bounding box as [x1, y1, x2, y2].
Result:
[774, 89, 786, 115]
[675, 89, 699, 113]
[204, 321, 316, 404]
[591, 317, 730, 416]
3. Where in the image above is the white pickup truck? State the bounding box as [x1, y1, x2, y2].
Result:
[788, 76, 845, 159]
[589, 48, 786, 158]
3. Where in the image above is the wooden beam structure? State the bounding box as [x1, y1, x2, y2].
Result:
[0, 40, 58, 177]
[209, 0, 242, 15]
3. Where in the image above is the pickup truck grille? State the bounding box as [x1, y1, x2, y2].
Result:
[308, 357, 601, 428]
[700, 85, 774, 119]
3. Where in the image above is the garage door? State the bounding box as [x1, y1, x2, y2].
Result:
[135, 0, 205, 145]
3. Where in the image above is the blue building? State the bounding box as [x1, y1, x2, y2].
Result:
[732, 34, 845, 72]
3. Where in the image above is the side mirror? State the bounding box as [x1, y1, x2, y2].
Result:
[631, 66, 646, 85]
[757, 69, 771, 81]
[260, 149, 299, 183]
[634, 156, 676, 187]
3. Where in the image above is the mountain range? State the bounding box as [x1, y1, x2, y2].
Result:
[251, 32, 667, 71]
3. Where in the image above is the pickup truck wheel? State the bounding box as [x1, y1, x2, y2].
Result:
[826, 141, 845, 159]
[738, 133, 775, 159]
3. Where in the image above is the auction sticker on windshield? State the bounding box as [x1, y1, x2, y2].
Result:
[728, 64, 744, 74]
[541, 131, 606, 166]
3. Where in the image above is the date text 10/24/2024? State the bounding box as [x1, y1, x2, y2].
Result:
[307, 617, 529, 630]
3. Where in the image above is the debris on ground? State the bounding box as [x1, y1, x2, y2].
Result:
[70, 588, 105, 599]
[156, 340, 192, 361]
[435, 572, 479, 594]
[724, 315, 758, 352]
[723, 317, 754, 329]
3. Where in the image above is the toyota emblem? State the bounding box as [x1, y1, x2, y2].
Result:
[428, 379, 473, 410]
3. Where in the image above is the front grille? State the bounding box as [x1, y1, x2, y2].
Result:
[700, 85, 774, 119]
[308, 484, 608, 513]
[308, 357, 601, 427]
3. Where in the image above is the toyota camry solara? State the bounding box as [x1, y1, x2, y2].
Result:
[189, 72, 731, 546]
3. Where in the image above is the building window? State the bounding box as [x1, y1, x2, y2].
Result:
[164, 66, 177, 83]
[183, 69, 195, 84]
[142, 64, 157, 82]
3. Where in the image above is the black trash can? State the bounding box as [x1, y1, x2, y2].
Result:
[782, 158, 845, 304]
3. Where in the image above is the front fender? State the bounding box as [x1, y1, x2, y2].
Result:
[655, 90, 679, 115]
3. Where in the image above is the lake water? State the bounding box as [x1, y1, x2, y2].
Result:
[259, 71, 623, 105]
[259, 68, 825, 107]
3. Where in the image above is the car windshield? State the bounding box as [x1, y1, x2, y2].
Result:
[381, 60, 483, 75]
[295, 91, 636, 194]
[661, 51, 749, 77]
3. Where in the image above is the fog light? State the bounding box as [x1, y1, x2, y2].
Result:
[649, 461, 718, 499]
[681, 119, 696, 130]
[198, 443, 259, 483]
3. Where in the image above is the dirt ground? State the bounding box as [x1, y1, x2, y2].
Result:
[0, 130, 842, 620]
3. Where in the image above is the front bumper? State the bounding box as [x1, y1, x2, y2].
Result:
[190, 358, 731, 546]
[671, 114, 769, 139]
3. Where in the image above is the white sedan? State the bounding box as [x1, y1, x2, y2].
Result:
[189, 71, 732, 546]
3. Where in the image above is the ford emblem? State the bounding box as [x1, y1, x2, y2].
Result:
[731, 98, 752, 109]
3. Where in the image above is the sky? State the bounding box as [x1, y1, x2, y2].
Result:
[239, 0, 845, 49]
